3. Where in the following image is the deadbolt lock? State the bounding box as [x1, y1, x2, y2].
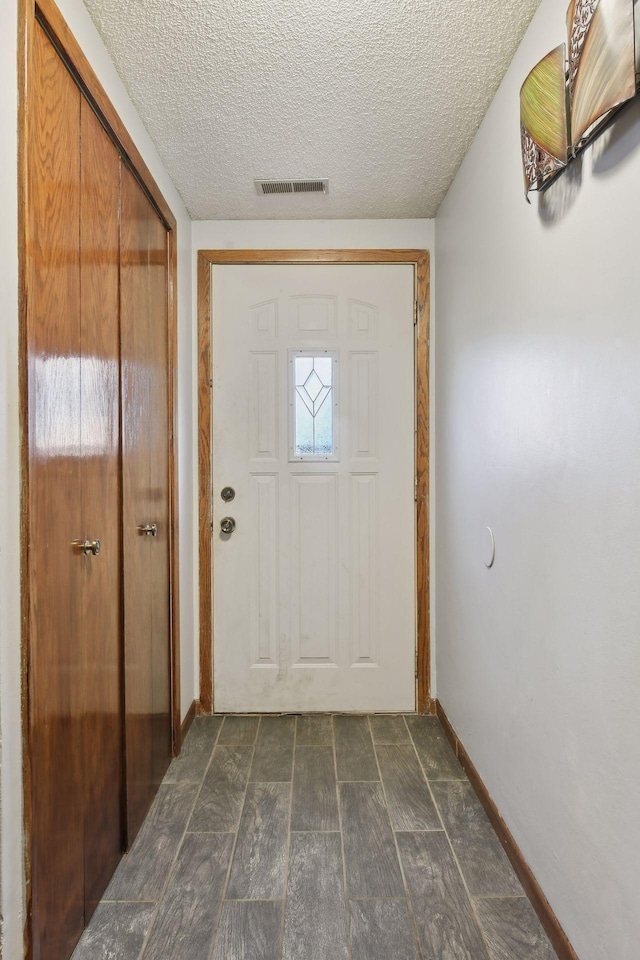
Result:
[221, 486, 235, 503]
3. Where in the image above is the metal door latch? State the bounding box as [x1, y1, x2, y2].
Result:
[75, 538, 101, 556]
[138, 523, 158, 537]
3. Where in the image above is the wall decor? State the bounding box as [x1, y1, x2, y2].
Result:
[569, 0, 637, 145]
[521, 0, 639, 200]
[521, 45, 569, 195]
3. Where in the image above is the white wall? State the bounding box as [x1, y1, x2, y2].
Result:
[435, 3, 640, 959]
[1, 2, 196, 955]
[192, 218, 437, 694]
[192, 218, 435, 250]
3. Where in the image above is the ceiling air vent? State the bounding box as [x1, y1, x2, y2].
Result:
[255, 178, 329, 196]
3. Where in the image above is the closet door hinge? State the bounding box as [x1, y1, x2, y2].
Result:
[413, 301, 418, 326]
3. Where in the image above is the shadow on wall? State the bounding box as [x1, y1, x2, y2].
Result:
[538, 155, 583, 225]
[538, 97, 640, 227]
[592, 97, 640, 173]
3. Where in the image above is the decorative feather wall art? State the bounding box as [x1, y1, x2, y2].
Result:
[521, 45, 569, 195]
[521, 0, 640, 200]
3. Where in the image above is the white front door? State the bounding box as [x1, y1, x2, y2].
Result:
[212, 263, 416, 712]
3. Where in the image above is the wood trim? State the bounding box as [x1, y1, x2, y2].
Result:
[197, 253, 214, 713]
[168, 228, 181, 756]
[19, 0, 181, 953]
[199, 249, 429, 265]
[436, 701, 581, 960]
[180, 699, 198, 746]
[197, 249, 431, 715]
[34, 0, 176, 233]
[414, 252, 431, 714]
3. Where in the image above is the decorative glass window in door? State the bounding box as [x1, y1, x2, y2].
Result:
[290, 352, 338, 459]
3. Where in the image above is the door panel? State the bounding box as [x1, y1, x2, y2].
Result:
[28, 22, 85, 960]
[212, 264, 416, 712]
[27, 17, 175, 959]
[120, 167, 172, 842]
[79, 98, 123, 918]
[147, 210, 172, 788]
[120, 165, 153, 840]
[290, 473, 339, 664]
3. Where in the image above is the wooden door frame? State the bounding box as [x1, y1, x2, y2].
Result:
[197, 249, 433, 715]
[18, 0, 181, 952]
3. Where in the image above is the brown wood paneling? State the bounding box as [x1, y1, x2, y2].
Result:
[120, 166, 172, 842]
[120, 164, 154, 842]
[197, 250, 431, 715]
[21, 2, 182, 955]
[148, 208, 173, 789]
[436, 701, 580, 960]
[30, 0, 182, 757]
[35, 0, 176, 232]
[28, 21, 84, 960]
[79, 97, 124, 919]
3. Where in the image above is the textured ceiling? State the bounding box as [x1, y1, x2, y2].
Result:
[83, 0, 542, 219]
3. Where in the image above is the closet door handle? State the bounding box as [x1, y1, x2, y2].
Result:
[138, 522, 158, 537]
[74, 538, 101, 556]
[220, 517, 236, 535]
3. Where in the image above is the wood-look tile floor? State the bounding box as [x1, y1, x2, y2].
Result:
[72, 714, 558, 960]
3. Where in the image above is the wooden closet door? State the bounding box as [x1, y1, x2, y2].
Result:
[147, 209, 173, 788]
[28, 22, 85, 960]
[79, 98, 123, 919]
[120, 166, 172, 842]
[29, 26, 124, 959]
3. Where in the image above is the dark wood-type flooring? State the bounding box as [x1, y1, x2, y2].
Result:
[72, 714, 558, 960]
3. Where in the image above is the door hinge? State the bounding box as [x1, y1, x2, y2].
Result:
[413, 301, 418, 326]
[414, 476, 418, 502]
